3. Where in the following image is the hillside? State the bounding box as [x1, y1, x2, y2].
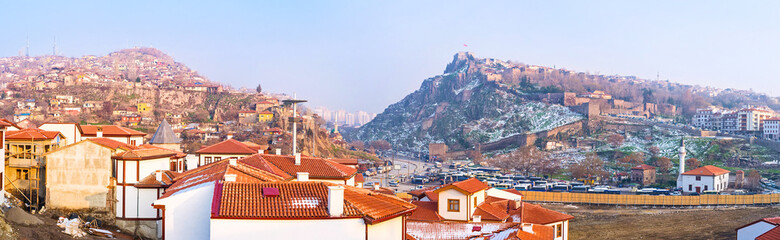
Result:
[348, 52, 583, 152]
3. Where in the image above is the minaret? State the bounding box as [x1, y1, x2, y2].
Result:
[677, 137, 687, 187]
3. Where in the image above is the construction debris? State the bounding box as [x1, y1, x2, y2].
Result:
[57, 217, 87, 238]
[88, 228, 114, 238]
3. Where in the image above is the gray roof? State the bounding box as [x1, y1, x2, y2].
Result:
[149, 119, 181, 144]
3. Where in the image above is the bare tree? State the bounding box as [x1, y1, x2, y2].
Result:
[349, 140, 365, 150]
[685, 158, 701, 170]
[369, 140, 392, 152]
[655, 157, 672, 173]
[569, 153, 607, 180]
[607, 134, 625, 147]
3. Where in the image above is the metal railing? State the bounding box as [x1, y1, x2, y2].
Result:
[517, 191, 780, 206]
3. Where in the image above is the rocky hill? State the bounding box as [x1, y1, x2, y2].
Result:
[348, 52, 583, 152]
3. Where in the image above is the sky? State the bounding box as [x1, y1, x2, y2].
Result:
[1, 1, 779, 113]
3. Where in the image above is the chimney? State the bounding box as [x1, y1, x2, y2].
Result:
[229, 158, 237, 166]
[512, 199, 522, 210]
[96, 126, 103, 138]
[373, 184, 380, 190]
[258, 149, 264, 154]
[472, 215, 481, 222]
[327, 186, 345, 217]
[224, 174, 237, 182]
[155, 171, 163, 182]
[521, 223, 534, 234]
[275, 148, 282, 155]
[294, 153, 301, 166]
[297, 172, 309, 182]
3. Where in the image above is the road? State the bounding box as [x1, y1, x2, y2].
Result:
[365, 156, 437, 192]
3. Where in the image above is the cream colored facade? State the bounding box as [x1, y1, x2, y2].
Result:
[437, 189, 485, 221]
[198, 153, 251, 166]
[45, 140, 128, 210]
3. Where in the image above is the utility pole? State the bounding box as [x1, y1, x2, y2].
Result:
[283, 94, 307, 155]
[25, 35, 29, 57]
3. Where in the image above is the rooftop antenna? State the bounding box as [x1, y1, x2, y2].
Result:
[25, 35, 29, 57]
[657, 72, 659, 81]
[53, 36, 57, 56]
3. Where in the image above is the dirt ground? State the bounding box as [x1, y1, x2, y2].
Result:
[539, 203, 780, 240]
[7, 211, 136, 240]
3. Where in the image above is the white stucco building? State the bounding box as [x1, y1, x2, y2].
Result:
[153, 158, 415, 240]
[679, 165, 730, 193]
[194, 139, 261, 166]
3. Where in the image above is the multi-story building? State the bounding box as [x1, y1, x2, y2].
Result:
[764, 118, 780, 141]
[692, 106, 777, 135]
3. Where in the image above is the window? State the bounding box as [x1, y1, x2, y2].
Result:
[556, 223, 563, 238]
[170, 160, 178, 171]
[689, 185, 692, 191]
[695, 176, 701, 181]
[204, 157, 212, 164]
[704, 185, 708, 191]
[474, 197, 478, 208]
[215, 157, 222, 162]
[447, 199, 460, 212]
[16, 169, 28, 180]
[130, 140, 137, 146]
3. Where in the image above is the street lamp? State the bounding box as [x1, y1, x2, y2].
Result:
[282, 94, 307, 155]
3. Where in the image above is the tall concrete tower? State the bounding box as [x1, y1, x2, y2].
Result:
[677, 137, 687, 187]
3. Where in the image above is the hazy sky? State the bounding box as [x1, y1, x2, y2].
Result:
[1, 1, 779, 113]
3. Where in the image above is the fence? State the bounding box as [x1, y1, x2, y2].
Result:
[517, 191, 780, 206]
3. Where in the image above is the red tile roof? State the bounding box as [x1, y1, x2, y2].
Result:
[433, 178, 490, 195]
[6, 128, 63, 140]
[515, 224, 555, 240]
[238, 154, 293, 179]
[474, 201, 511, 222]
[406, 221, 519, 240]
[80, 125, 147, 136]
[87, 137, 137, 150]
[681, 165, 730, 176]
[214, 181, 415, 224]
[257, 154, 357, 180]
[0, 118, 16, 128]
[136, 170, 180, 188]
[757, 226, 780, 240]
[113, 145, 185, 160]
[196, 139, 258, 155]
[160, 158, 286, 199]
[354, 174, 365, 183]
[521, 202, 574, 225]
[423, 191, 439, 202]
[631, 164, 656, 170]
[258, 110, 273, 115]
[765, 217, 780, 225]
[329, 158, 358, 165]
[408, 201, 443, 222]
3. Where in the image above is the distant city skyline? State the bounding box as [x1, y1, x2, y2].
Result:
[2, 1, 780, 113]
[312, 106, 377, 127]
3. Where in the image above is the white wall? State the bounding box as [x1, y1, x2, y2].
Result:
[681, 174, 730, 193]
[210, 218, 366, 240]
[157, 183, 215, 240]
[438, 189, 468, 221]
[486, 188, 522, 201]
[138, 158, 170, 179]
[198, 154, 250, 166]
[737, 221, 776, 240]
[546, 220, 569, 240]
[39, 124, 81, 145]
[367, 216, 403, 240]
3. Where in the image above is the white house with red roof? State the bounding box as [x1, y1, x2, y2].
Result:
[679, 165, 730, 193]
[112, 145, 187, 239]
[152, 158, 415, 240]
[406, 178, 573, 240]
[737, 217, 780, 240]
[38, 123, 147, 146]
[195, 139, 262, 166]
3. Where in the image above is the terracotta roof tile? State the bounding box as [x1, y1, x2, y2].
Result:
[423, 191, 439, 202]
[214, 181, 415, 223]
[409, 201, 443, 222]
[195, 139, 258, 154]
[515, 224, 555, 240]
[757, 226, 780, 240]
[6, 128, 62, 140]
[113, 145, 184, 160]
[355, 174, 365, 183]
[81, 125, 147, 136]
[406, 222, 519, 240]
[433, 178, 490, 195]
[160, 159, 285, 199]
[521, 202, 574, 225]
[329, 158, 358, 165]
[87, 137, 137, 150]
[765, 217, 780, 225]
[257, 154, 357, 180]
[238, 154, 293, 179]
[681, 165, 730, 176]
[474, 201, 511, 222]
[136, 170, 180, 187]
[631, 164, 656, 170]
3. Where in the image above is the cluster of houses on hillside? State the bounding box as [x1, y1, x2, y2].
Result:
[0, 118, 575, 240]
[693, 106, 779, 139]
